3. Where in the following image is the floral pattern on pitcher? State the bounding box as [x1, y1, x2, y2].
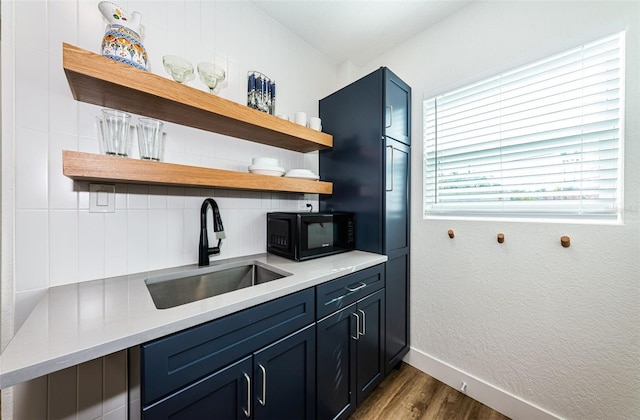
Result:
[101, 24, 148, 70]
[98, 2, 148, 71]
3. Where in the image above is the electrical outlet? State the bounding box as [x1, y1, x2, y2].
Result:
[298, 196, 314, 212]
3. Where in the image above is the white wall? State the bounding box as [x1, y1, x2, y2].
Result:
[359, 1, 640, 419]
[1, 0, 337, 418]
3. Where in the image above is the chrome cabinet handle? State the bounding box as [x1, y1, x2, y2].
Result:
[351, 312, 360, 340]
[258, 364, 267, 406]
[345, 282, 366, 292]
[358, 309, 366, 336]
[386, 105, 393, 128]
[386, 145, 394, 192]
[243, 372, 251, 418]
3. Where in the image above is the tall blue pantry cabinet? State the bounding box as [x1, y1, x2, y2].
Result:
[319, 66, 411, 384]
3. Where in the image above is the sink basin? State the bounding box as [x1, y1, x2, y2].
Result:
[145, 261, 291, 309]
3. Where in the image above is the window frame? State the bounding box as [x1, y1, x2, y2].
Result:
[422, 32, 626, 224]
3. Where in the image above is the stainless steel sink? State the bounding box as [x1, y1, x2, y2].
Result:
[145, 261, 291, 309]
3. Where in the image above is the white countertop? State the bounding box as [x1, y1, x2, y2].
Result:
[0, 251, 387, 389]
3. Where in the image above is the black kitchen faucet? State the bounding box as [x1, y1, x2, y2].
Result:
[198, 198, 225, 266]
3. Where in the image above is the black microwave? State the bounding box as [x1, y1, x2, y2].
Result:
[267, 212, 355, 261]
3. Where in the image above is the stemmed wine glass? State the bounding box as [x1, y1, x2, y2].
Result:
[197, 62, 226, 94]
[162, 55, 195, 83]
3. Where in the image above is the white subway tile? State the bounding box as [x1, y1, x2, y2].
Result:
[183, 208, 201, 265]
[48, 366, 78, 420]
[77, 358, 103, 420]
[184, 2, 202, 59]
[78, 211, 106, 281]
[127, 184, 149, 209]
[13, 376, 48, 420]
[77, 1, 106, 53]
[14, 47, 49, 132]
[78, 103, 102, 145]
[50, 210, 79, 287]
[128, 210, 149, 273]
[15, 210, 49, 291]
[105, 210, 129, 278]
[14, 0, 48, 53]
[167, 187, 185, 209]
[167, 209, 186, 267]
[48, 0, 78, 56]
[149, 186, 168, 209]
[49, 132, 78, 209]
[15, 126, 48, 209]
[103, 351, 128, 415]
[115, 184, 129, 211]
[148, 209, 168, 270]
[49, 52, 79, 136]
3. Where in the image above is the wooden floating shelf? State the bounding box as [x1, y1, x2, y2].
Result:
[63, 151, 333, 194]
[62, 43, 332, 153]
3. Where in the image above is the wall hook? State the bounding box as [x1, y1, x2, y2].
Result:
[448, 229, 455, 239]
[561, 236, 571, 248]
[497, 233, 505, 244]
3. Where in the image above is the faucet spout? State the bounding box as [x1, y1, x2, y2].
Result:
[199, 198, 225, 266]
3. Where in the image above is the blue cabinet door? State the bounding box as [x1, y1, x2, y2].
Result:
[384, 69, 411, 146]
[316, 303, 358, 420]
[143, 355, 252, 420]
[316, 288, 386, 420]
[355, 289, 385, 403]
[253, 324, 316, 420]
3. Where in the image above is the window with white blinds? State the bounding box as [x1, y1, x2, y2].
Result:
[423, 32, 624, 221]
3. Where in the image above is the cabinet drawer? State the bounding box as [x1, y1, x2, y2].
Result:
[141, 288, 314, 405]
[316, 264, 384, 319]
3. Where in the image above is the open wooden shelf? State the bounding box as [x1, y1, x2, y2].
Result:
[62, 43, 332, 153]
[63, 151, 333, 194]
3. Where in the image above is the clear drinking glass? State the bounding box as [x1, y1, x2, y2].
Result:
[137, 117, 164, 161]
[99, 109, 132, 157]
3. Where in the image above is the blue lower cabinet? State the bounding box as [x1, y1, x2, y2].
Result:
[316, 288, 386, 420]
[143, 355, 253, 419]
[143, 325, 316, 419]
[253, 324, 316, 419]
[139, 266, 388, 419]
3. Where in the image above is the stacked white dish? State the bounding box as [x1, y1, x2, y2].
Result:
[284, 169, 319, 180]
[248, 157, 285, 177]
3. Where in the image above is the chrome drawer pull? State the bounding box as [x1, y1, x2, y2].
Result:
[243, 372, 251, 418]
[258, 364, 267, 406]
[351, 312, 360, 340]
[358, 309, 366, 336]
[345, 282, 366, 292]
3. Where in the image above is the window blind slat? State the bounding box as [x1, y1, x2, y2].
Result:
[423, 32, 623, 221]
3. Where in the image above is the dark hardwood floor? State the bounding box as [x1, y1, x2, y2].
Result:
[349, 363, 511, 420]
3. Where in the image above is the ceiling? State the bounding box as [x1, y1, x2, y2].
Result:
[251, 0, 473, 66]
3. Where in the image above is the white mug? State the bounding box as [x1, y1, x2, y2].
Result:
[276, 114, 290, 121]
[309, 117, 322, 131]
[294, 111, 307, 126]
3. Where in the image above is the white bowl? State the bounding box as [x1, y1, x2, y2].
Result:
[286, 169, 314, 175]
[284, 169, 318, 180]
[252, 157, 279, 167]
[248, 164, 285, 176]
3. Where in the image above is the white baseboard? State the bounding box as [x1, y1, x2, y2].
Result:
[404, 347, 561, 420]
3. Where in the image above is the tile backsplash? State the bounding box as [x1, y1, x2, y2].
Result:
[3, 1, 338, 417]
[9, 0, 337, 326]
